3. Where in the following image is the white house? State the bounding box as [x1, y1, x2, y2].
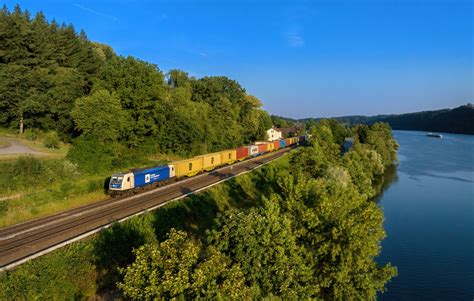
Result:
[266, 127, 282, 141]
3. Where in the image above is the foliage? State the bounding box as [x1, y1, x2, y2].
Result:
[43, 131, 60, 148]
[207, 197, 313, 298]
[118, 120, 398, 299]
[118, 229, 252, 300]
[0, 242, 97, 300]
[66, 137, 121, 173]
[301, 103, 474, 135]
[0, 5, 273, 170]
[92, 214, 158, 289]
[71, 89, 128, 143]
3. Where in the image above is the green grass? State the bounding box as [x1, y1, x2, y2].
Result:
[0, 154, 114, 227]
[0, 175, 110, 228]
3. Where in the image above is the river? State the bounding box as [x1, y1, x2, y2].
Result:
[378, 130, 474, 300]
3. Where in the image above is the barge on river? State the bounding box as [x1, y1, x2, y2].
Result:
[426, 133, 443, 138]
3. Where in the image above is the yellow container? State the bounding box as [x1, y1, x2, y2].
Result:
[199, 152, 222, 171]
[220, 149, 237, 165]
[174, 157, 203, 177]
[267, 142, 274, 152]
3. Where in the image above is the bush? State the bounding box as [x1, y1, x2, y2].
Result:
[87, 179, 102, 193]
[67, 137, 117, 173]
[13, 156, 44, 179]
[43, 131, 60, 149]
[23, 128, 41, 141]
[0, 243, 97, 300]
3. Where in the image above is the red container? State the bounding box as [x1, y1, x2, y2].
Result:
[273, 141, 280, 150]
[236, 146, 249, 160]
[257, 143, 266, 154]
[285, 138, 292, 146]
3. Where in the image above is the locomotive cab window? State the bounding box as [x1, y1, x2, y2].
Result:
[127, 177, 130, 182]
[189, 163, 192, 170]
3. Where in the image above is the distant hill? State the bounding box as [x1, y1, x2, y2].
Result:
[299, 104, 474, 135]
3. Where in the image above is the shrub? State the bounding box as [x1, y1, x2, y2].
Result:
[67, 137, 117, 173]
[13, 156, 44, 179]
[23, 128, 41, 141]
[87, 179, 102, 193]
[43, 131, 60, 149]
[0, 242, 97, 300]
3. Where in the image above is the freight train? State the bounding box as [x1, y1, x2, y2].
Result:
[108, 136, 305, 196]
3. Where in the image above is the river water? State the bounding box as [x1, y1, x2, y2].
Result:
[378, 130, 474, 300]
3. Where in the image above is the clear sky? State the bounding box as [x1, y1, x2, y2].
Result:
[4, 0, 473, 118]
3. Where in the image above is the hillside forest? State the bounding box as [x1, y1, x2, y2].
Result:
[297, 104, 474, 135]
[0, 5, 272, 173]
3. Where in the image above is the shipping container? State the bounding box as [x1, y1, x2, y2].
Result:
[279, 139, 286, 148]
[248, 145, 259, 156]
[236, 146, 249, 161]
[199, 152, 222, 171]
[273, 141, 280, 150]
[285, 138, 292, 146]
[267, 142, 275, 152]
[220, 149, 237, 165]
[257, 143, 266, 154]
[174, 157, 203, 177]
[132, 165, 171, 188]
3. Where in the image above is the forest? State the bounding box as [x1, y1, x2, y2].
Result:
[0, 120, 399, 300]
[0, 5, 272, 173]
[298, 104, 474, 135]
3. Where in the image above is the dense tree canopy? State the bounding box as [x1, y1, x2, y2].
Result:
[0, 5, 272, 171]
[118, 121, 399, 299]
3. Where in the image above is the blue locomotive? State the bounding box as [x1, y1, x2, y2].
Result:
[109, 164, 176, 197]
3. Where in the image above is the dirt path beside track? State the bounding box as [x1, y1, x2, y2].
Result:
[0, 137, 47, 156]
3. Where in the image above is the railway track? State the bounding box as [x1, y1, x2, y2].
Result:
[0, 147, 294, 271]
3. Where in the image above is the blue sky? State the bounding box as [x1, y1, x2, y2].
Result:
[4, 0, 473, 118]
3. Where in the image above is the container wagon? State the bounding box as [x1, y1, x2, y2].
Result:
[267, 142, 275, 152]
[279, 139, 286, 148]
[236, 146, 249, 161]
[174, 157, 203, 177]
[220, 149, 237, 165]
[257, 143, 267, 154]
[273, 141, 280, 150]
[248, 145, 259, 157]
[199, 152, 222, 171]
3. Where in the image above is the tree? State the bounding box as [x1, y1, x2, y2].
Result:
[71, 89, 128, 143]
[207, 197, 313, 298]
[118, 229, 252, 300]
